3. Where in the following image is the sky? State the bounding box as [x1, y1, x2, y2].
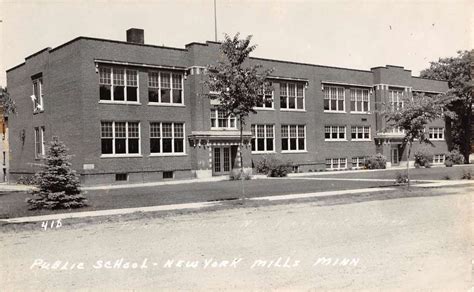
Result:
[0, 0, 472, 87]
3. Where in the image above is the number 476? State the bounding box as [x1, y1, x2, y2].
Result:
[41, 219, 62, 230]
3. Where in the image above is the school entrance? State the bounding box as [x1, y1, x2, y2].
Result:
[212, 146, 237, 175]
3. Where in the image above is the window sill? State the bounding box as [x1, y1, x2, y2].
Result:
[99, 100, 141, 105]
[100, 154, 143, 158]
[149, 153, 187, 157]
[148, 102, 185, 107]
[251, 151, 276, 154]
[255, 107, 275, 111]
[350, 111, 371, 115]
[351, 139, 372, 142]
[280, 109, 306, 112]
[430, 139, 444, 141]
[324, 111, 346, 114]
[324, 139, 348, 142]
[33, 109, 44, 114]
[210, 128, 238, 131]
[281, 150, 307, 154]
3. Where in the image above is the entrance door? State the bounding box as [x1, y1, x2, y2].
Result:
[391, 147, 399, 166]
[213, 147, 232, 175]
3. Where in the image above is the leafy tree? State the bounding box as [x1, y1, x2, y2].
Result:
[384, 93, 444, 186]
[26, 140, 87, 210]
[0, 87, 16, 115]
[420, 50, 472, 163]
[205, 33, 272, 175]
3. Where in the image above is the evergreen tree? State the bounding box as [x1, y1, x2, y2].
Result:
[26, 140, 87, 210]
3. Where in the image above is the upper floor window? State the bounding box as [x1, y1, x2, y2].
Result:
[99, 67, 138, 103]
[429, 127, 444, 140]
[325, 125, 346, 141]
[251, 124, 274, 153]
[280, 82, 305, 110]
[256, 86, 273, 109]
[32, 77, 43, 111]
[210, 109, 236, 130]
[323, 85, 345, 112]
[281, 125, 306, 152]
[34, 126, 45, 159]
[150, 122, 185, 155]
[148, 71, 183, 105]
[350, 88, 369, 113]
[101, 121, 140, 156]
[351, 126, 371, 141]
[389, 89, 404, 111]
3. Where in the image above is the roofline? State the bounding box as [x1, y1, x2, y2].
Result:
[6, 62, 26, 73]
[250, 56, 372, 74]
[25, 47, 51, 60]
[412, 76, 448, 82]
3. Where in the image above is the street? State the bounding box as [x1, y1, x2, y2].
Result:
[0, 185, 472, 291]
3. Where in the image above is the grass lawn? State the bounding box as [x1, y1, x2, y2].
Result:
[305, 164, 474, 180]
[0, 177, 396, 219]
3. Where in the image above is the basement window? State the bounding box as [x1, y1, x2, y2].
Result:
[115, 173, 128, 181]
[163, 171, 174, 179]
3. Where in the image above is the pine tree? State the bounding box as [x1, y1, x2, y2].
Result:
[26, 140, 87, 210]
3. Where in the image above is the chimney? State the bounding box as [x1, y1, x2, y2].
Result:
[126, 28, 144, 44]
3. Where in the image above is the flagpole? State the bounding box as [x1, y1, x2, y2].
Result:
[214, 0, 217, 41]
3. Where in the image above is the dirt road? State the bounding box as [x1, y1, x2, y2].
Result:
[1, 186, 472, 291]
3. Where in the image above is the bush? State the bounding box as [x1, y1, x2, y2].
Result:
[229, 169, 252, 180]
[445, 160, 454, 167]
[364, 154, 387, 169]
[461, 170, 471, 180]
[414, 149, 433, 167]
[445, 150, 464, 165]
[443, 175, 451, 180]
[254, 156, 293, 177]
[17, 175, 39, 185]
[395, 172, 409, 184]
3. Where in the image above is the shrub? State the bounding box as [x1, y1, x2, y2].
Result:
[229, 169, 252, 180]
[255, 156, 293, 177]
[461, 170, 471, 180]
[395, 172, 409, 184]
[443, 175, 451, 180]
[445, 150, 464, 165]
[255, 156, 278, 175]
[445, 160, 454, 167]
[364, 154, 387, 169]
[17, 175, 39, 185]
[414, 149, 433, 167]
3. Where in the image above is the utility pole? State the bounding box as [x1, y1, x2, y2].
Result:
[214, 0, 217, 41]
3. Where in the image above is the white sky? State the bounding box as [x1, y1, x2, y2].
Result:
[0, 0, 472, 87]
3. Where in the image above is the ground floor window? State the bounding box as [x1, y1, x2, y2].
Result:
[281, 125, 305, 151]
[432, 154, 445, 164]
[251, 124, 274, 153]
[101, 121, 140, 155]
[352, 157, 366, 169]
[326, 158, 347, 170]
[150, 122, 185, 154]
[34, 126, 45, 159]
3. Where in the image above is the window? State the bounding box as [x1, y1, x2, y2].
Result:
[280, 82, 305, 110]
[115, 173, 128, 181]
[324, 126, 346, 141]
[281, 125, 305, 152]
[32, 78, 43, 111]
[256, 86, 273, 109]
[323, 85, 345, 112]
[325, 158, 347, 170]
[251, 124, 274, 153]
[210, 109, 236, 129]
[432, 154, 445, 164]
[99, 66, 139, 102]
[150, 122, 185, 155]
[350, 88, 370, 113]
[351, 126, 371, 141]
[100, 121, 141, 156]
[429, 127, 444, 140]
[163, 171, 174, 179]
[389, 89, 404, 111]
[352, 157, 366, 169]
[148, 71, 183, 105]
[34, 127, 45, 159]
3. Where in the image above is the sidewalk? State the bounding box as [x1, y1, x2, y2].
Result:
[2, 179, 472, 224]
